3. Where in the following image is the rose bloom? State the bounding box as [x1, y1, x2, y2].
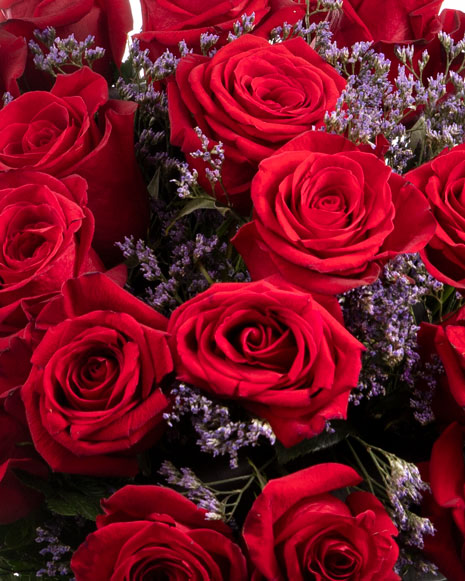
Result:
[243, 463, 399, 580]
[168, 279, 364, 447]
[0, 67, 149, 264]
[0, 389, 48, 524]
[421, 422, 465, 581]
[136, 0, 274, 58]
[0, 170, 101, 307]
[21, 272, 173, 477]
[0, 0, 132, 85]
[233, 131, 436, 295]
[418, 307, 465, 425]
[71, 485, 248, 580]
[407, 143, 465, 289]
[0, 29, 26, 97]
[343, 1, 465, 79]
[168, 35, 345, 209]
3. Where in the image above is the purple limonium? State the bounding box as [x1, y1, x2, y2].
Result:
[164, 383, 276, 468]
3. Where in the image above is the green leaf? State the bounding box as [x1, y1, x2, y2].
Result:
[147, 168, 161, 200]
[166, 196, 230, 233]
[408, 117, 426, 153]
[46, 491, 101, 521]
[3, 518, 36, 549]
[276, 421, 353, 465]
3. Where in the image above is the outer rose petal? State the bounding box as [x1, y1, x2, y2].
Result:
[422, 424, 465, 580]
[0, 29, 26, 97]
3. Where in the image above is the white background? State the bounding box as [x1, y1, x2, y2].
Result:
[127, 0, 465, 36]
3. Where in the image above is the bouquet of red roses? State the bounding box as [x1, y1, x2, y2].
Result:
[1, 0, 465, 579]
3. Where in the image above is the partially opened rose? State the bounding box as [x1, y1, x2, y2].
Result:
[71, 485, 248, 580]
[168, 35, 345, 209]
[233, 131, 436, 294]
[243, 463, 399, 580]
[407, 143, 465, 289]
[168, 279, 364, 447]
[0, 67, 149, 263]
[21, 273, 173, 476]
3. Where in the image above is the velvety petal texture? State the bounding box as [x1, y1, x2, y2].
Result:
[421, 423, 465, 581]
[0, 389, 48, 524]
[168, 278, 364, 447]
[0, 0, 132, 86]
[243, 464, 399, 580]
[136, 0, 272, 58]
[21, 273, 173, 476]
[0, 67, 149, 264]
[168, 35, 345, 209]
[407, 143, 465, 289]
[0, 170, 99, 307]
[0, 28, 26, 96]
[233, 131, 436, 294]
[71, 485, 247, 580]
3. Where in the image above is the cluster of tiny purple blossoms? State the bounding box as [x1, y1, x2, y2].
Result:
[341, 254, 442, 411]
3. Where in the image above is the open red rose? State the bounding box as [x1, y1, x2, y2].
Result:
[21, 272, 173, 476]
[0, 67, 149, 264]
[243, 463, 399, 580]
[0, 389, 48, 524]
[168, 279, 364, 447]
[0, 0, 132, 86]
[0, 170, 100, 307]
[421, 422, 465, 581]
[168, 35, 345, 209]
[136, 0, 273, 58]
[0, 28, 26, 97]
[407, 143, 465, 289]
[233, 131, 436, 294]
[71, 485, 248, 580]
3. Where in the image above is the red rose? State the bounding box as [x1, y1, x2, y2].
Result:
[0, 0, 132, 85]
[0, 170, 100, 307]
[0, 389, 48, 524]
[421, 422, 465, 581]
[233, 131, 436, 294]
[346, 0, 442, 44]
[253, 0, 372, 49]
[71, 485, 248, 580]
[136, 0, 273, 58]
[343, 2, 464, 80]
[168, 279, 364, 447]
[0, 295, 53, 398]
[243, 463, 399, 580]
[418, 310, 465, 425]
[168, 35, 345, 209]
[0, 28, 26, 97]
[21, 272, 173, 476]
[0, 67, 149, 264]
[407, 143, 465, 289]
